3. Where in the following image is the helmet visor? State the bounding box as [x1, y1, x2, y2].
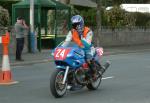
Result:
[72, 22, 80, 29]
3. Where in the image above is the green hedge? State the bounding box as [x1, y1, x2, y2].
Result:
[74, 6, 150, 29]
[133, 12, 150, 27]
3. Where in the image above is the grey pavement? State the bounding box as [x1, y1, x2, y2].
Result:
[0, 44, 150, 67]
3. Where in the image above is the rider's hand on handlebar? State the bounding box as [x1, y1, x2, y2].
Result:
[80, 45, 84, 48]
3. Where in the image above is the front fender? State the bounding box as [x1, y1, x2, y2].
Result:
[56, 66, 67, 70]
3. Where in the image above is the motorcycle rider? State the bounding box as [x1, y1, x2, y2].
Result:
[62, 15, 105, 76]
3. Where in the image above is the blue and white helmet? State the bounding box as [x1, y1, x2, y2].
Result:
[71, 15, 84, 33]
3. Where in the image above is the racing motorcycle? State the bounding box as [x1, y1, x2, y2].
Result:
[50, 42, 110, 98]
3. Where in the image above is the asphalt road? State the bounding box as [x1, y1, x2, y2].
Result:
[0, 52, 150, 103]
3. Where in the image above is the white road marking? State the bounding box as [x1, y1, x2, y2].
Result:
[102, 76, 114, 80]
[13, 65, 25, 68]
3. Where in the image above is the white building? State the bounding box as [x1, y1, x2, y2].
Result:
[106, 4, 150, 13]
[121, 4, 150, 13]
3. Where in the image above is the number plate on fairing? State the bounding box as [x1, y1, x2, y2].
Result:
[54, 48, 71, 60]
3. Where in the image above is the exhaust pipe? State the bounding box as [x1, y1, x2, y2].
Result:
[100, 61, 110, 75]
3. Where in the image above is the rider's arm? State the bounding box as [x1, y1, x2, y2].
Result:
[85, 30, 93, 45]
[81, 30, 93, 48]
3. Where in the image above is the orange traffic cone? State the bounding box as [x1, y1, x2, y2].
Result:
[0, 32, 18, 85]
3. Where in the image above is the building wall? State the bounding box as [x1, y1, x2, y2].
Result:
[95, 29, 150, 47]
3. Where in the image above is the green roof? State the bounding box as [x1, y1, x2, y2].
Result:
[13, 0, 70, 9]
[0, 0, 20, 1]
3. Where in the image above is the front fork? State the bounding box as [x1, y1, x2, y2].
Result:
[62, 66, 69, 84]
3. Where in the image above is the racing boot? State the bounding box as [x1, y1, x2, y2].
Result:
[87, 60, 98, 80]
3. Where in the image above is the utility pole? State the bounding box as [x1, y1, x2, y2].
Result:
[66, 0, 70, 4]
[95, 0, 101, 46]
[30, 0, 34, 33]
[30, 0, 35, 52]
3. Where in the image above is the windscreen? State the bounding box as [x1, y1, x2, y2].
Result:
[57, 41, 79, 48]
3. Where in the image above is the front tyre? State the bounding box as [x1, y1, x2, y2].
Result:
[50, 69, 67, 98]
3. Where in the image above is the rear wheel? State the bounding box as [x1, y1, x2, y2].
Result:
[86, 63, 102, 90]
[50, 69, 67, 98]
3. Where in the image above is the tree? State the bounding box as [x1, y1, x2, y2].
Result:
[94, 0, 102, 46]
[105, 6, 136, 29]
[66, 0, 70, 4]
[92, 0, 112, 7]
[101, 0, 112, 7]
[92, 0, 150, 7]
[122, 0, 149, 3]
[0, 6, 9, 26]
[0, 0, 19, 21]
[112, 0, 123, 6]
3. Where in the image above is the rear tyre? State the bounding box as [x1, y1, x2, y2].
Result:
[86, 62, 102, 90]
[50, 69, 67, 98]
[86, 72, 102, 90]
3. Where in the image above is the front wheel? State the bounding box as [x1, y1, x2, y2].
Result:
[50, 69, 67, 98]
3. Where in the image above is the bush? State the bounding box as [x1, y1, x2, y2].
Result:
[104, 6, 137, 29]
[105, 6, 126, 29]
[133, 12, 150, 27]
[0, 6, 9, 27]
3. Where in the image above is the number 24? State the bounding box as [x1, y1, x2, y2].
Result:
[56, 49, 66, 58]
